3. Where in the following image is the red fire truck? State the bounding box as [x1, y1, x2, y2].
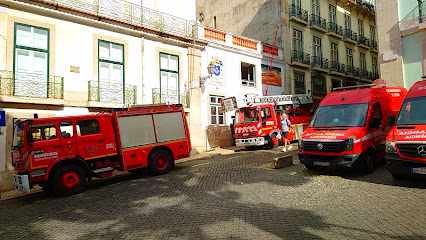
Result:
[11, 104, 191, 196]
[221, 94, 314, 149]
[386, 79, 426, 179]
[298, 81, 407, 173]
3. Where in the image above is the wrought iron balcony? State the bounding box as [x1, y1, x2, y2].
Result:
[344, 29, 358, 42]
[152, 88, 190, 108]
[345, 65, 354, 76]
[357, 35, 370, 47]
[0, 70, 63, 99]
[31, 0, 196, 39]
[360, 69, 369, 78]
[370, 40, 378, 50]
[329, 61, 345, 74]
[309, 14, 326, 30]
[372, 72, 380, 80]
[327, 22, 343, 36]
[290, 4, 309, 22]
[311, 56, 329, 70]
[356, 0, 375, 14]
[291, 50, 310, 66]
[352, 67, 360, 77]
[88, 80, 136, 105]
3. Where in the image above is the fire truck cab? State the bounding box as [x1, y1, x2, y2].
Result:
[298, 81, 407, 173]
[386, 80, 426, 179]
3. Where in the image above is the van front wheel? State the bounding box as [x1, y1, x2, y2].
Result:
[361, 150, 376, 174]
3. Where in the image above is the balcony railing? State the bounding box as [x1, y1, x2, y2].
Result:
[88, 80, 136, 105]
[309, 14, 326, 29]
[327, 22, 343, 36]
[329, 61, 345, 74]
[372, 72, 380, 80]
[352, 67, 360, 77]
[357, 35, 370, 47]
[344, 29, 358, 42]
[360, 69, 369, 78]
[311, 56, 329, 69]
[345, 65, 354, 76]
[32, 0, 196, 39]
[356, 0, 375, 14]
[291, 50, 310, 65]
[152, 88, 190, 108]
[290, 4, 309, 22]
[370, 40, 378, 50]
[0, 70, 63, 99]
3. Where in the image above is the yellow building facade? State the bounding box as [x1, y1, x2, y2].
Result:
[289, 0, 379, 100]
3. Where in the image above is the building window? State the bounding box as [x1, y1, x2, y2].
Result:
[332, 79, 341, 90]
[313, 36, 322, 58]
[99, 40, 124, 103]
[312, 75, 326, 97]
[360, 53, 366, 70]
[14, 23, 49, 97]
[210, 95, 224, 125]
[312, 0, 320, 16]
[160, 52, 180, 102]
[346, 48, 353, 67]
[358, 19, 364, 37]
[331, 42, 338, 62]
[294, 72, 305, 94]
[370, 25, 375, 41]
[241, 62, 255, 87]
[344, 13, 351, 30]
[372, 57, 378, 74]
[329, 4, 336, 23]
[292, 29, 303, 52]
[293, 0, 301, 8]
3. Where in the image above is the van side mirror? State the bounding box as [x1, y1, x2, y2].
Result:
[372, 117, 381, 128]
[388, 115, 395, 127]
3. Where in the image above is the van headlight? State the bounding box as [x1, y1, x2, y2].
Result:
[345, 136, 355, 151]
[386, 140, 397, 154]
[298, 139, 304, 149]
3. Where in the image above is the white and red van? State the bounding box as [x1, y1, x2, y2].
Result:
[298, 81, 407, 173]
[385, 80, 426, 179]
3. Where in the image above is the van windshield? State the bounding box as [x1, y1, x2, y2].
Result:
[235, 107, 259, 124]
[310, 103, 369, 127]
[396, 96, 426, 125]
[12, 122, 25, 148]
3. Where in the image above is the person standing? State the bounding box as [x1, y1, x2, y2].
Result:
[281, 113, 292, 152]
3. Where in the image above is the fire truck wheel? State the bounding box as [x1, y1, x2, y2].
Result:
[149, 149, 172, 175]
[361, 150, 376, 174]
[52, 164, 87, 197]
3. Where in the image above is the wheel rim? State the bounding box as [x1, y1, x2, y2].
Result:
[366, 155, 373, 170]
[61, 171, 80, 190]
[272, 136, 279, 146]
[154, 154, 168, 170]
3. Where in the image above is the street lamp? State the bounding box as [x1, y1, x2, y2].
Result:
[200, 62, 216, 85]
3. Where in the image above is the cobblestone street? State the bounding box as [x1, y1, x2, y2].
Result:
[1, 147, 425, 239]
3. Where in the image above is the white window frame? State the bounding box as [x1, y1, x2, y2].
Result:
[209, 95, 225, 125]
[241, 62, 256, 87]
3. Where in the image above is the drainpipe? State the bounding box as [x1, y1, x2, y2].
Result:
[141, 36, 144, 104]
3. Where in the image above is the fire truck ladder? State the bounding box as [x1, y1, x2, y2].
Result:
[249, 94, 313, 106]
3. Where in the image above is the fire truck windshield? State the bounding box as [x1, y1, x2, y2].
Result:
[12, 122, 25, 148]
[236, 108, 259, 124]
[396, 96, 426, 125]
[310, 103, 369, 127]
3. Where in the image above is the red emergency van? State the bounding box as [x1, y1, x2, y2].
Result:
[385, 80, 426, 179]
[298, 81, 407, 173]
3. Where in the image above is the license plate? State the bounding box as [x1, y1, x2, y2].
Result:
[312, 161, 330, 166]
[411, 167, 426, 175]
